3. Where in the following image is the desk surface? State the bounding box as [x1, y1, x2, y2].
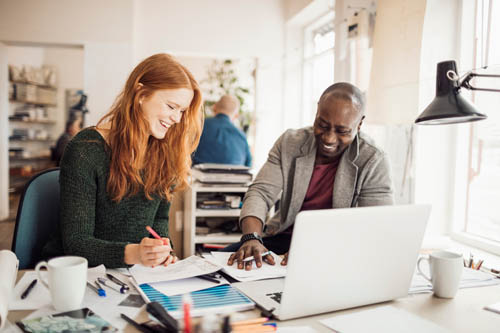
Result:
[8, 272, 500, 333]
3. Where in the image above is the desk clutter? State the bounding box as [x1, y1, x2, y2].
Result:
[4, 247, 500, 332]
[410, 254, 500, 294]
[3, 251, 303, 332]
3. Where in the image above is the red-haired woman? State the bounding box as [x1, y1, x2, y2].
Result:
[42, 54, 203, 268]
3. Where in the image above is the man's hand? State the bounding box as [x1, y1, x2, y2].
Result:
[227, 240, 275, 270]
[281, 252, 289, 265]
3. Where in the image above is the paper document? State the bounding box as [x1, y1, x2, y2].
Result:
[148, 276, 229, 296]
[410, 265, 500, 294]
[10, 271, 51, 310]
[320, 306, 451, 333]
[484, 301, 500, 315]
[208, 251, 286, 282]
[0, 250, 19, 330]
[129, 255, 221, 285]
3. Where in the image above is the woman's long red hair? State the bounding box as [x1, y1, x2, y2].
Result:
[98, 53, 203, 202]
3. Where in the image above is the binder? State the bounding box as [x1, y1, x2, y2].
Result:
[137, 283, 255, 318]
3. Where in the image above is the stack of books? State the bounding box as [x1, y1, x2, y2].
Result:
[191, 163, 252, 185]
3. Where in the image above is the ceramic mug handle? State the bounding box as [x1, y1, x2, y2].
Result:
[35, 261, 50, 290]
[417, 256, 432, 282]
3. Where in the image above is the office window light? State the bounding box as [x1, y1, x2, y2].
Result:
[302, 12, 335, 126]
[459, 0, 500, 246]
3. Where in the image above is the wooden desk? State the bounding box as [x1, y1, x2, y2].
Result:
[8, 272, 500, 332]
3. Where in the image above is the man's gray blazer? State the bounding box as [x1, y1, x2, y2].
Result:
[240, 127, 394, 236]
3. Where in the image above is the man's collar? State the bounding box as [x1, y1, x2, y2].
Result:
[215, 113, 230, 120]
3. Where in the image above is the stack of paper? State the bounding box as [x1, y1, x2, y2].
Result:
[409, 267, 500, 294]
[207, 251, 287, 282]
[128, 256, 225, 297]
[129, 255, 221, 285]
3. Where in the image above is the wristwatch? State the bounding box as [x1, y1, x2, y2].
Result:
[240, 232, 263, 245]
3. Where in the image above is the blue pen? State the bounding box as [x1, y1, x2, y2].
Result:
[94, 280, 107, 297]
[87, 282, 106, 297]
[98, 277, 128, 294]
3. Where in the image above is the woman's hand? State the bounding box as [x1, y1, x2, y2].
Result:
[160, 238, 178, 267]
[124, 237, 175, 267]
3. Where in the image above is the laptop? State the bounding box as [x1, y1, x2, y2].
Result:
[234, 204, 431, 320]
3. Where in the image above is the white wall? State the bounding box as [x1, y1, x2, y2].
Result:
[414, 0, 462, 236]
[83, 43, 133, 126]
[0, 0, 133, 44]
[43, 47, 84, 133]
[132, 0, 284, 61]
[366, 0, 426, 124]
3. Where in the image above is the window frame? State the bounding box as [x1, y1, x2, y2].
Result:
[450, 0, 500, 255]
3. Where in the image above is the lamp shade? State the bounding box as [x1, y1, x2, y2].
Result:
[415, 60, 487, 125]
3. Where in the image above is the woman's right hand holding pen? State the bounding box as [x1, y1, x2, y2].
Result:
[124, 237, 176, 267]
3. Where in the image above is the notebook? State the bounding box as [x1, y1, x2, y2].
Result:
[137, 283, 254, 318]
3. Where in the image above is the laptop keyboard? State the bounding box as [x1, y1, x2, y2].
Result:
[266, 292, 282, 303]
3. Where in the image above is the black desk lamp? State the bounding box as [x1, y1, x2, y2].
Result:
[415, 60, 500, 125]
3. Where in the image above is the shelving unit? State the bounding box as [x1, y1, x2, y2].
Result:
[8, 80, 57, 195]
[183, 183, 248, 257]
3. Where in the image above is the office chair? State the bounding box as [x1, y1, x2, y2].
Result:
[11, 168, 60, 269]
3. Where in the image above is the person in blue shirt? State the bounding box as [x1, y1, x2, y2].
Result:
[193, 95, 252, 166]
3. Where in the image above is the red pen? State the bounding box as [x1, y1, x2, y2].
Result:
[146, 226, 168, 245]
[183, 294, 192, 333]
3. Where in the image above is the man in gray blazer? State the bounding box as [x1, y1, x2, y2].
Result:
[227, 82, 394, 270]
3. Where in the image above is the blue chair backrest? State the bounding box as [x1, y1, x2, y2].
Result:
[12, 168, 60, 269]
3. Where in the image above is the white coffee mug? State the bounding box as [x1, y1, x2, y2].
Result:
[417, 251, 463, 298]
[35, 256, 88, 311]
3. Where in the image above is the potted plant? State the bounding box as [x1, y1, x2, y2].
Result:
[201, 59, 254, 133]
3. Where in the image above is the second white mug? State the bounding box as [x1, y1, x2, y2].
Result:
[35, 256, 88, 311]
[417, 250, 463, 298]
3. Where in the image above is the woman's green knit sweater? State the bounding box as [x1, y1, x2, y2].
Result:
[42, 128, 171, 268]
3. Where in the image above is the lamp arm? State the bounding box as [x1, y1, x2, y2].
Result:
[460, 72, 500, 92]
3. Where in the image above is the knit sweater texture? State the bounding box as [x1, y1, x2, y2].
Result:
[42, 128, 171, 268]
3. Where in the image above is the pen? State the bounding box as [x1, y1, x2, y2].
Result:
[21, 279, 37, 299]
[243, 251, 272, 262]
[197, 274, 220, 284]
[106, 273, 130, 292]
[87, 282, 106, 297]
[94, 280, 107, 296]
[98, 277, 128, 294]
[183, 294, 192, 333]
[146, 225, 167, 245]
[232, 317, 269, 326]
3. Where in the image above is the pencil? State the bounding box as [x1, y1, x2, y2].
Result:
[232, 317, 269, 326]
[232, 326, 276, 333]
[242, 251, 272, 262]
[146, 226, 167, 245]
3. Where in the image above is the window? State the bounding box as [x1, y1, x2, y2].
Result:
[302, 12, 335, 126]
[455, 0, 500, 250]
